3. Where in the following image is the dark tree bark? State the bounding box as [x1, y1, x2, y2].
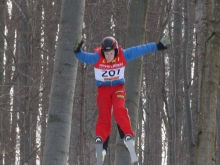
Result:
[0, 0, 6, 163]
[195, 0, 220, 164]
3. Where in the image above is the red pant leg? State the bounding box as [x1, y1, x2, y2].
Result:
[112, 85, 134, 136]
[96, 86, 113, 142]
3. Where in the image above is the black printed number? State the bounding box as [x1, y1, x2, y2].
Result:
[102, 69, 120, 77]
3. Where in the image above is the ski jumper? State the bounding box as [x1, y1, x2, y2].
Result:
[94, 47, 133, 143]
[74, 43, 158, 143]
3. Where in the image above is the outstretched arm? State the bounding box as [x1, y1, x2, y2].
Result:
[123, 42, 158, 62]
[123, 37, 170, 62]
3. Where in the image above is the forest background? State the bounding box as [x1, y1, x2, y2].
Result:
[0, 0, 220, 165]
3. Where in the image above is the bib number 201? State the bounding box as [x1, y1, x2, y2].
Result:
[102, 69, 120, 77]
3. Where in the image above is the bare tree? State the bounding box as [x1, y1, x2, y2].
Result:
[114, 0, 150, 164]
[3, 2, 18, 164]
[182, 0, 194, 164]
[0, 0, 6, 163]
[42, 0, 85, 164]
[1, 0, 219, 164]
[171, 0, 184, 164]
[40, 1, 61, 164]
[143, 0, 165, 164]
[195, 0, 220, 164]
[16, 0, 31, 164]
[28, 0, 43, 164]
[217, 76, 220, 165]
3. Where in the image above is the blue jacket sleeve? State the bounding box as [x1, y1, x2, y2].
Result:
[74, 49, 100, 65]
[123, 42, 158, 62]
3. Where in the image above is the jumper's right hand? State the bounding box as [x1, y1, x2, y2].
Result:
[74, 39, 84, 53]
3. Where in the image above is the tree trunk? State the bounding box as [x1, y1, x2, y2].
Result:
[114, 0, 149, 164]
[182, 0, 194, 164]
[144, 1, 164, 164]
[42, 0, 85, 164]
[4, 2, 17, 164]
[28, 0, 42, 164]
[195, 0, 220, 164]
[172, 1, 184, 164]
[217, 76, 220, 165]
[40, 1, 61, 164]
[0, 0, 6, 164]
[16, 0, 31, 164]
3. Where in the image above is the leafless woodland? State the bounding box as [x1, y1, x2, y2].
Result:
[0, 0, 220, 165]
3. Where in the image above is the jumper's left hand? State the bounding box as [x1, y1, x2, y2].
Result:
[157, 37, 170, 50]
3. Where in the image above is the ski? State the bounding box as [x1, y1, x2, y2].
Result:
[95, 137, 103, 165]
[124, 135, 138, 163]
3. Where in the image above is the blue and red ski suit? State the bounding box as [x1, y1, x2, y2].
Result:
[74, 42, 158, 144]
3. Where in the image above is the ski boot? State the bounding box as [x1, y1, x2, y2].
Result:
[124, 134, 138, 163]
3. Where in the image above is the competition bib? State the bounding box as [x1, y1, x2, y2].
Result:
[94, 67, 125, 81]
[94, 46, 126, 82]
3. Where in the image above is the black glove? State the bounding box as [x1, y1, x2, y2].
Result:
[74, 39, 84, 53]
[157, 37, 170, 50]
[157, 42, 167, 50]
